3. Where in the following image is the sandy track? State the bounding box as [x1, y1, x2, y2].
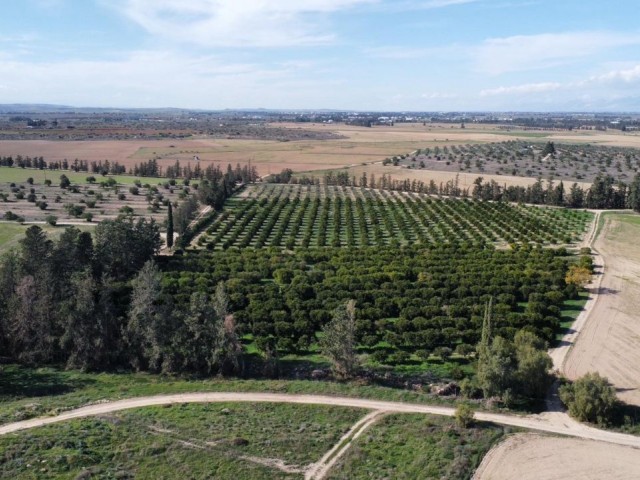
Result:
[548, 211, 603, 371]
[563, 214, 640, 406]
[473, 433, 640, 480]
[306, 410, 385, 480]
[2, 393, 640, 449]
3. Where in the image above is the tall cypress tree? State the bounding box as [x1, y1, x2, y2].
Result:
[167, 202, 174, 249]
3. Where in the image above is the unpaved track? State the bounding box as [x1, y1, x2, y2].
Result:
[2, 393, 640, 449]
[564, 214, 640, 406]
[473, 433, 640, 480]
[306, 410, 384, 480]
[548, 210, 603, 371]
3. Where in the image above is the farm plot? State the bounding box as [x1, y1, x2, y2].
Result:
[396, 141, 640, 184]
[195, 184, 592, 250]
[0, 176, 193, 225]
[161, 243, 578, 366]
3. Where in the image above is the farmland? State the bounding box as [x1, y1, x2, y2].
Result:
[0, 172, 190, 225]
[160, 181, 593, 375]
[194, 184, 592, 250]
[394, 141, 640, 184]
[2, 122, 640, 186]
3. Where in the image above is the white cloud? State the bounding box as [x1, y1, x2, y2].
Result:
[0, 50, 346, 109]
[480, 82, 562, 96]
[421, 92, 458, 99]
[593, 64, 640, 83]
[476, 31, 640, 75]
[110, 0, 376, 48]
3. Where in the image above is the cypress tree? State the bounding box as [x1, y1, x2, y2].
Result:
[167, 202, 174, 249]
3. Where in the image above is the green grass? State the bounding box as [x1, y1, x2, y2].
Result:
[327, 413, 506, 479]
[0, 402, 364, 479]
[0, 166, 165, 185]
[0, 365, 460, 427]
[0, 222, 95, 255]
[556, 291, 589, 341]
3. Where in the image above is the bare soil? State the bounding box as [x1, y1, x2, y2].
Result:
[474, 433, 640, 480]
[564, 214, 640, 406]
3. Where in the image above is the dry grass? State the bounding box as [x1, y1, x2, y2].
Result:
[0, 123, 639, 184]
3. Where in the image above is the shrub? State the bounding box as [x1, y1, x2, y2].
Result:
[45, 215, 58, 226]
[454, 402, 474, 428]
[559, 372, 618, 425]
[129, 186, 139, 195]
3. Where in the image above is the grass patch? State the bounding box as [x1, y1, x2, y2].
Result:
[327, 413, 506, 479]
[0, 365, 459, 427]
[0, 166, 165, 185]
[0, 222, 94, 255]
[556, 291, 589, 341]
[0, 402, 364, 479]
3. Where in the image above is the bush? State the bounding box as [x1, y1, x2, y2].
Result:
[129, 186, 139, 195]
[559, 372, 618, 425]
[45, 215, 58, 226]
[454, 402, 474, 428]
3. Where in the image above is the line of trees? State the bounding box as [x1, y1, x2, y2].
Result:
[286, 169, 640, 211]
[0, 220, 161, 370]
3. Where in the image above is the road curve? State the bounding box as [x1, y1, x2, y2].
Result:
[1, 392, 640, 449]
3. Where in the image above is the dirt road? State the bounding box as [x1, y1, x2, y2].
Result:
[548, 210, 602, 372]
[563, 214, 640, 406]
[2, 392, 640, 449]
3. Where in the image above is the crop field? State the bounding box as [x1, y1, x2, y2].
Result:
[0, 402, 363, 479]
[195, 184, 592, 250]
[396, 141, 640, 183]
[0, 173, 191, 225]
[162, 243, 579, 370]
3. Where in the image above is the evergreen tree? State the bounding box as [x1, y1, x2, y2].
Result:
[167, 202, 174, 249]
[320, 299, 359, 379]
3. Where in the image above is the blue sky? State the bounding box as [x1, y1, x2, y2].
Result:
[1, 0, 639, 111]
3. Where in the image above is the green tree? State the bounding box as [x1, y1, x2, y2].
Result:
[514, 331, 552, 399]
[94, 217, 161, 280]
[166, 202, 174, 249]
[61, 269, 98, 370]
[320, 299, 359, 379]
[559, 372, 617, 425]
[126, 260, 170, 371]
[59, 174, 71, 189]
[628, 174, 640, 212]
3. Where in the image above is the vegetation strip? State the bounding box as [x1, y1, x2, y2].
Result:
[2, 393, 640, 448]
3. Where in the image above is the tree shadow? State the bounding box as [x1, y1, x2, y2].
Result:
[0, 366, 95, 399]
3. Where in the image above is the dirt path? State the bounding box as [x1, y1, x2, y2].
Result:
[548, 210, 603, 372]
[473, 433, 640, 480]
[563, 213, 640, 406]
[2, 392, 640, 449]
[306, 410, 385, 480]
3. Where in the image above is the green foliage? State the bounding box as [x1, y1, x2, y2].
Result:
[0, 403, 362, 479]
[197, 184, 591, 250]
[166, 202, 174, 248]
[559, 372, 618, 425]
[454, 402, 475, 428]
[328, 413, 503, 480]
[320, 300, 359, 379]
[477, 328, 552, 403]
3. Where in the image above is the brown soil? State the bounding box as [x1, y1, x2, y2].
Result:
[474, 433, 640, 480]
[563, 213, 640, 406]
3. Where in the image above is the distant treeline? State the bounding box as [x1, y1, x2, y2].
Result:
[283, 169, 640, 210]
[0, 155, 259, 183]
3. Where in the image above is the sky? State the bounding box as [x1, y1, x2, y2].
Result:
[1, 0, 640, 111]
